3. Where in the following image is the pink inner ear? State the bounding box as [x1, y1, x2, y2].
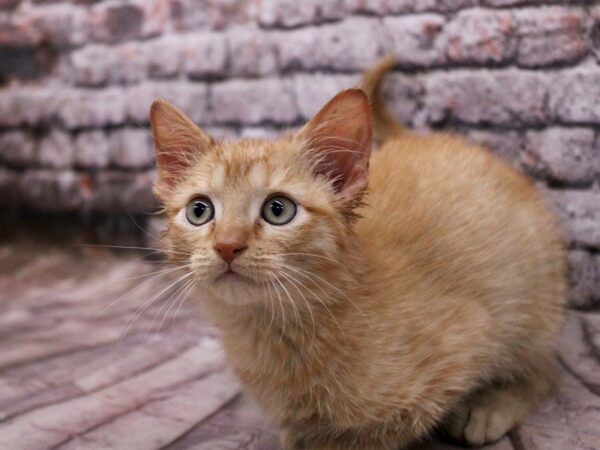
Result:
[303, 89, 373, 199]
[150, 100, 213, 191]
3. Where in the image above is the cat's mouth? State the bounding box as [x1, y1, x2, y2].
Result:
[215, 268, 254, 284]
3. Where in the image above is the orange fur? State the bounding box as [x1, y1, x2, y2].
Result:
[150, 58, 566, 450]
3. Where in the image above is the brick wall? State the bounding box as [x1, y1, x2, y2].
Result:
[0, 0, 599, 307]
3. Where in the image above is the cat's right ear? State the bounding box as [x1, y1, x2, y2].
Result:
[296, 89, 372, 202]
[150, 99, 213, 198]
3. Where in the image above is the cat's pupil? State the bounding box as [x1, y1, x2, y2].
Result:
[271, 200, 284, 216]
[194, 202, 206, 217]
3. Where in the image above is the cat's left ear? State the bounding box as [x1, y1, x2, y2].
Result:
[297, 88, 372, 200]
[150, 99, 214, 199]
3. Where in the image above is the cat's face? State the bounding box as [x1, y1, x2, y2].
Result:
[151, 90, 372, 305]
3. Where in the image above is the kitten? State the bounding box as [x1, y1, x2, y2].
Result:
[150, 57, 566, 450]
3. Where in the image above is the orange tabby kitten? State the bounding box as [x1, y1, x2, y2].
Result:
[150, 57, 566, 450]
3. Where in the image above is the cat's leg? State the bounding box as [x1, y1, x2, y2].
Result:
[446, 378, 550, 447]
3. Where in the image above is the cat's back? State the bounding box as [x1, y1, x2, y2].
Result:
[357, 130, 565, 313]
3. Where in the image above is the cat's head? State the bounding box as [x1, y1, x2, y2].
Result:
[150, 89, 372, 305]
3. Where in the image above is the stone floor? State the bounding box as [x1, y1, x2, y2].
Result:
[0, 239, 598, 450]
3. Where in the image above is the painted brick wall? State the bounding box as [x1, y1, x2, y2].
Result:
[0, 0, 599, 307]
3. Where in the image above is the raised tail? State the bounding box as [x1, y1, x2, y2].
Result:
[361, 55, 405, 145]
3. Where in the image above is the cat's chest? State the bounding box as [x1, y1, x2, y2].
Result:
[221, 325, 348, 414]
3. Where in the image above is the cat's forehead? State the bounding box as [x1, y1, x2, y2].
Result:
[208, 139, 289, 189]
[174, 138, 303, 203]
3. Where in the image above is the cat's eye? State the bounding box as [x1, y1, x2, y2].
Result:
[261, 196, 297, 226]
[185, 197, 214, 226]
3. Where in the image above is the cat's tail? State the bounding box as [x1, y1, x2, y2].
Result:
[361, 55, 405, 145]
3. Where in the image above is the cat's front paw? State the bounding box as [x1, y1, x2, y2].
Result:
[447, 386, 530, 446]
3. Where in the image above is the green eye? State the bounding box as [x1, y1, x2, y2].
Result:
[185, 197, 214, 226]
[261, 195, 297, 226]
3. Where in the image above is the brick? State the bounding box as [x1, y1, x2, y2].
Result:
[69, 42, 147, 86]
[183, 32, 228, 79]
[343, 0, 386, 14]
[381, 73, 424, 127]
[382, 14, 447, 67]
[108, 129, 154, 169]
[89, 170, 157, 213]
[19, 170, 83, 211]
[125, 82, 209, 125]
[318, 0, 347, 21]
[567, 250, 600, 309]
[74, 130, 110, 169]
[68, 45, 111, 86]
[0, 0, 19, 9]
[227, 26, 277, 77]
[515, 7, 588, 67]
[38, 129, 73, 169]
[109, 42, 148, 84]
[347, 0, 478, 15]
[0, 168, 19, 208]
[549, 70, 600, 124]
[424, 70, 548, 126]
[133, 0, 168, 38]
[168, 0, 206, 31]
[542, 188, 600, 250]
[211, 78, 297, 124]
[65, 42, 152, 87]
[259, 0, 319, 28]
[258, 0, 345, 28]
[523, 128, 597, 185]
[482, 0, 548, 5]
[518, 33, 588, 67]
[0, 88, 42, 126]
[466, 130, 524, 167]
[239, 127, 281, 139]
[168, 0, 256, 31]
[445, 9, 516, 64]
[293, 73, 357, 120]
[147, 35, 184, 79]
[90, 1, 145, 43]
[0, 87, 60, 127]
[278, 17, 383, 71]
[0, 10, 44, 47]
[58, 88, 126, 129]
[30, 4, 89, 47]
[0, 131, 37, 167]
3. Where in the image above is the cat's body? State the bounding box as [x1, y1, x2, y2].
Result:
[151, 58, 566, 450]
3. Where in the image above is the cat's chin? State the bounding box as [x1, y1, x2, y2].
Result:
[208, 271, 264, 305]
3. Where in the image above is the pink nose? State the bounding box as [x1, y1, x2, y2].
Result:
[214, 240, 247, 264]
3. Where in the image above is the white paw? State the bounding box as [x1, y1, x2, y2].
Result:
[463, 403, 515, 446]
[447, 389, 529, 447]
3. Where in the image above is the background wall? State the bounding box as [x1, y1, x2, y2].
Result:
[0, 0, 599, 308]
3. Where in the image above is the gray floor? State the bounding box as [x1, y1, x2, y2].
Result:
[0, 241, 597, 450]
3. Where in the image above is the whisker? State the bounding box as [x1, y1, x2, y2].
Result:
[121, 263, 193, 282]
[94, 268, 180, 318]
[272, 272, 305, 342]
[278, 270, 317, 345]
[280, 263, 372, 329]
[266, 270, 286, 342]
[277, 266, 346, 338]
[79, 244, 192, 257]
[150, 273, 195, 334]
[262, 277, 277, 338]
[171, 278, 199, 333]
[157, 275, 197, 333]
[119, 271, 194, 341]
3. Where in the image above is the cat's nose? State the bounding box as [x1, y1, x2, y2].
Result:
[214, 240, 247, 264]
